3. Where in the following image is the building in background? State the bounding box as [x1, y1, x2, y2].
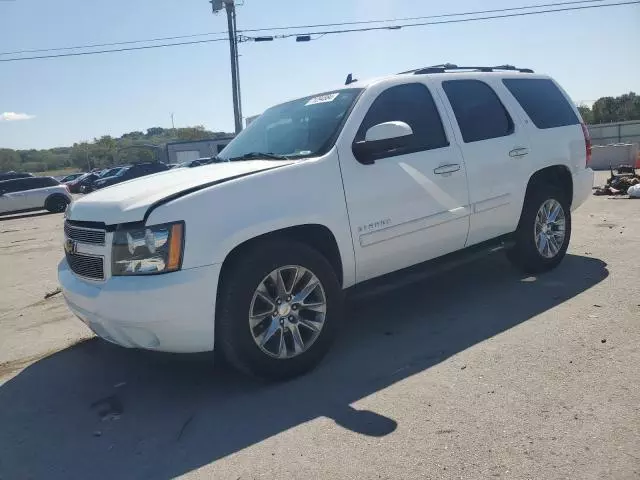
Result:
[165, 137, 235, 164]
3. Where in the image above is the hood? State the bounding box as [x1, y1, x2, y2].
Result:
[67, 160, 292, 225]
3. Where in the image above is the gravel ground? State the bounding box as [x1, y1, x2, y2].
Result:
[0, 172, 638, 480]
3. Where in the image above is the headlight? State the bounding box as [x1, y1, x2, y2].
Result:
[112, 221, 184, 276]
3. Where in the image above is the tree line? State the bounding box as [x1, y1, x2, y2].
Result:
[0, 126, 232, 173]
[577, 91, 640, 125]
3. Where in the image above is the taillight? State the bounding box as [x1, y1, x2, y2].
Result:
[581, 123, 592, 167]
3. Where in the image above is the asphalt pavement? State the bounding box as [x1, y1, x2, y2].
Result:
[0, 172, 638, 479]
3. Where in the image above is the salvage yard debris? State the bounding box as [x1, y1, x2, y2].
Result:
[593, 165, 640, 196]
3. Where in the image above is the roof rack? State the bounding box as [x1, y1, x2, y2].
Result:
[399, 63, 534, 75]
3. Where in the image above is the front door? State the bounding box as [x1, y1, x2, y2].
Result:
[338, 80, 471, 282]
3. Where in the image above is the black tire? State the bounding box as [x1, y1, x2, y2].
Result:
[216, 239, 343, 380]
[507, 184, 571, 274]
[45, 195, 70, 213]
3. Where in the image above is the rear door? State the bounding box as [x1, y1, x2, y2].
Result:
[21, 178, 53, 209]
[338, 80, 470, 282]
[437, 78, 531, 246]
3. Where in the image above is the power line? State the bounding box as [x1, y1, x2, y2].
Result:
[0, 31, 230, 56]
[0, 0, 611, 57]
[1, 1, 637, 62]
[244, 1, 640, 41]
[240, 0, 609, 32]
[0, 38, 228, 62]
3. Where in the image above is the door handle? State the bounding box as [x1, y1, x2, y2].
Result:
[509, 147, 529, 158]
[433, 164, 461, 175]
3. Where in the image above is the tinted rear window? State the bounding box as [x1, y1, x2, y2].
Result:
[502, 78, 579, 129]
[442, 80, 514, 143]
[26, 177, 59, 189]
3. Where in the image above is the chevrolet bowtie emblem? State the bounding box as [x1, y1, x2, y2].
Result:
[64, 238, 77, 254]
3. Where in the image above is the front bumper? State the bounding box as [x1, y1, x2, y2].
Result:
[572, 168, 594, 211]
[58, 259, 221, 353]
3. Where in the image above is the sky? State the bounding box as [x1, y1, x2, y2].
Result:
[0, 0, 638, 150]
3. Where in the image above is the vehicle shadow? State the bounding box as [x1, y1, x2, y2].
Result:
[0, 254, 608, 479]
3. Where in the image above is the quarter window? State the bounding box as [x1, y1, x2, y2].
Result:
[355, 83, 449, 156]
[443, 80, 514, 143]
[503, 78, 579, 129]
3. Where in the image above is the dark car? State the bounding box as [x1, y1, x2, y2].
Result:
[59, 173, 85, 183]
[0, 171, 33, 182]
[81, 166, 128, 193]
[66, 172, 99, 194]
[92, 162, 169, 190]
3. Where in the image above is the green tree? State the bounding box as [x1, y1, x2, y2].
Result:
[146, 127, 167, 137]
[0, 148, 20, 172]
[591, 92, 640, 123]
[176, 125, 215, 141]
[577, 105, 594, 124]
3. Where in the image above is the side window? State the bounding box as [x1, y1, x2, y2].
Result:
[20, 179, 42, 191]
[502, 78, 579, 129]
[41, 177, 59, 187]
[27, 177, 56, 189]
[443, 80, 514, 143]
[355, 83, 449, 154]
[0, 180, 20, 193]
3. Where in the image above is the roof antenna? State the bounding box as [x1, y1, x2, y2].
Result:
[345, 73, 357, 85]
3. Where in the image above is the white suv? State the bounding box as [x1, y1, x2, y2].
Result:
[0, 176, 72, 215]
[58, 65, 594, 379]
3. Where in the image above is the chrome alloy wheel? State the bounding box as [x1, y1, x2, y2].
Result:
[534, 199, 566, 259]
[249, 265, 327, 359]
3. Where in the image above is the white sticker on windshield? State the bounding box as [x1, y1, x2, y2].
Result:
[305, 93, 339, 106]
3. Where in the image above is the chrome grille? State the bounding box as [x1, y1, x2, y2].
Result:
[64, 222, 106, 245]
[66, 253, 104, 280]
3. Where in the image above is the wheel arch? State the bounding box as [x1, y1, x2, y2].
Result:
[218, 224, 345, 292]
[524, 165, 573, 206]
[514, 165, 573, 231]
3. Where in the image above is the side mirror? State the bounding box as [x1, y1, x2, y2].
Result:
[352, 121, 413, 165]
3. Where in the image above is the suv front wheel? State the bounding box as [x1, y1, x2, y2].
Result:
[216, 239, 343, 380]
[507, 185, 572, 273]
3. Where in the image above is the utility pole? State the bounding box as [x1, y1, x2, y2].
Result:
[211, 0, 243, 134]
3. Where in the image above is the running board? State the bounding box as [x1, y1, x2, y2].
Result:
[347, 235, 514, 302]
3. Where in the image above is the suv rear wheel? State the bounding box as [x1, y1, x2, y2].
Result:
[507, 185, 571, 273]
[216, 239, 343, 380]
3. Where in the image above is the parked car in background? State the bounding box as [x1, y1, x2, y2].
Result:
[91, 162, 169, 190]
[59, 173, 85, 183]
[0, 176, 71, 214]
[0, 171, 33, 182]
[176, 158, 213, 168]
[59, 65, 593, 380]
[65, 172, 100, 194]
[81, 166, 129, 193]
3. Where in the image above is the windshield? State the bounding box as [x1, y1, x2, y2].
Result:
[218, 88, 362, 161]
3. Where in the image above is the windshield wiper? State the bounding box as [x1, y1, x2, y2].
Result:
[226, 152, 289, 162]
